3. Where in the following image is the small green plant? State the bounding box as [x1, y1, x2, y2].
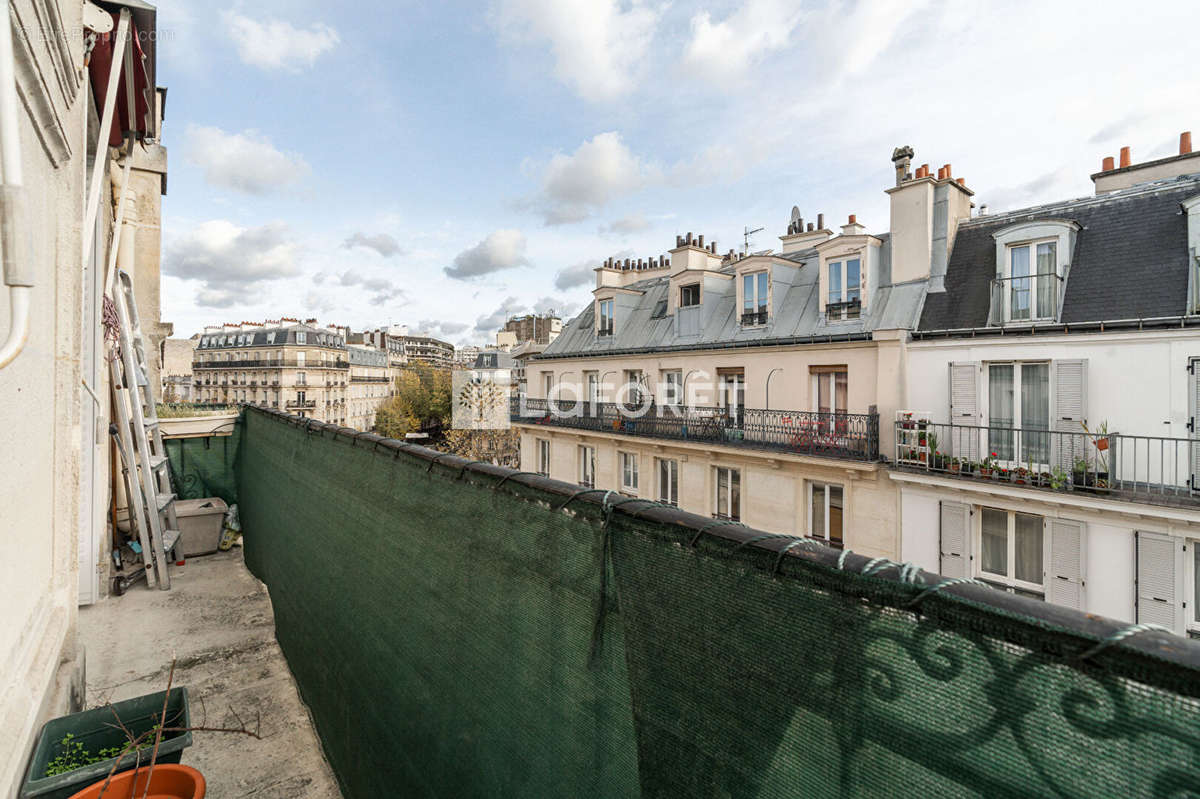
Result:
[1050, 466, 1069, 489]
[44, 726, 161, 777]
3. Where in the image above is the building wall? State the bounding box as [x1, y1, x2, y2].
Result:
[0, 0, 93, 791]
[519, 427, 899, 558]
[129, 142, 170, 390]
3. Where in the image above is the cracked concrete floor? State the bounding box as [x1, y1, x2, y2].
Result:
[78, 549, 343, 798]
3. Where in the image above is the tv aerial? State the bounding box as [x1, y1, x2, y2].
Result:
[743, 225, 764, 254]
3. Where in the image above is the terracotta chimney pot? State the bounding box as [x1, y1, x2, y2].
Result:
[956, 177, 965, 186]
[1102, 156, 1115, 171]
[1182, 131, 1193, 155]
[944, 163, 952, 178]
[1119, 146, 1131, 168]
[848, 214, 857, 224]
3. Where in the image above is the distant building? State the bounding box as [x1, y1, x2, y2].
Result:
[347, 344, 392, 431]
[503, 313, 562, 345]
[404, 334, 455, 367]
[455, 345, 481, 367]
[160, 337, 197, 402]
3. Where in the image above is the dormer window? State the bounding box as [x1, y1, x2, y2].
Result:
[296, 332, 307, 345]
[827, 258, 861, 320]
[679, 284, 700, 307]
[1004, 241, 1059, 322]
[597, 299, 614, 336]
[741, 272, 767, 326]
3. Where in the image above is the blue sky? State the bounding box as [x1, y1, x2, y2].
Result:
[157, 0, 1200, 344]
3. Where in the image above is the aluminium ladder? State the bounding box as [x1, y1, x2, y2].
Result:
[109, 269, 179, 589]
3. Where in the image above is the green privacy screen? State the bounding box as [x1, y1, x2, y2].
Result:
[163, 418, 241, 505]
[235, 409, 1200, 799]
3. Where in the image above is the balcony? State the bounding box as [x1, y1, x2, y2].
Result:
[987, 272, 1063, 325]
[513, 398, 879, 462]
[286, 399, 317, 409]
[825, 299, 862, 321]
[894, 419, 1198, 507]
[740, 309, 768, 326]
[350, 376, 390, 383]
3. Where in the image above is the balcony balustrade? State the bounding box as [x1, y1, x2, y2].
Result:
[513, 398, 879, 462]
[894, 419, 1198, 506]
[987, 272, 1063, 325]
[193, 359, 349, 369]
[740, 309, 768, 326]
[286, 399, 317, 409]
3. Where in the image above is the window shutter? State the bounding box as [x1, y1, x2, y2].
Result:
[939, 501, 969, 579]
[1190, 359, 1200, 491]
[948, 362, 980, 462]
[1136, 531, 1184, 634]
[1053, 359, 1088, 470]
[1047, 519, 1085, 610]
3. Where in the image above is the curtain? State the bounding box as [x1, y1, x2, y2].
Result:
[980, 508, 1008, 577]
[1014, 513, 1043, 585]
[828, 485, 843, 545]
[1021, 363, 1050, 465]
[1009, 245, 1031, 321]
[1036, 242, 1056, 318]
[989, 365, 1014, 460]
[811, 484, 826, 539]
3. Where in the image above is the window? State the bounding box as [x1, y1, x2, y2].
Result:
[987, 362, 1049, 464]
[597, 299, 614, 336]
[680, 283, 700, 307]
[266, 332, 275, 344]
[742, 272, 768, 325]
[661, 370, 682, 406]
[657, 458, 678, 506]
[1004, 241, 1057, 321]
[620, 452, 638, 493]
[812, 367, 847, 417]
[542, 372, 554, 400]
[713, 466, 741, 521]
[827, 258, 861, 319]
[578, 445, 596, 488]
[296, 332, 307, 344]
[296, 390, 306, 403]
[297, 371, 306, 386]
[809, 482, 844, 547]
[584, 371, 600, 407]
[979, 507, 1044, 598]
[537, 439, 551, 477]
[624, 370, 644, 404]
[719, 370, 745, 425]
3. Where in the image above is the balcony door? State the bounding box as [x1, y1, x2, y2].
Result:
[812, 367, 848, 436]
[718, 370, 745, 427]
[988, 363, 1050, 466]
[1005, 241, 1057, 322]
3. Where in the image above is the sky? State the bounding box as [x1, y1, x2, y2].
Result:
[156, 0, 1200, 345]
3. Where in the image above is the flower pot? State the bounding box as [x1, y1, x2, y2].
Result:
[20, 688, 191, 799]
[67, 765, 205, 799]
[1094, 437, 1109, 452]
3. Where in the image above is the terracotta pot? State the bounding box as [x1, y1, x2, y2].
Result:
[68, 764, 205, 799]
[1094, 437, 1109, 451]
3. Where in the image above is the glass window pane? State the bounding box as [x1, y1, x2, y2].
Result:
[717, 469, 729, 516]
[989, 364, 1014, 461]
[846, 259, 861, 302]
[828, 485, 843, 545]
[818, 374, 830, 416]
[756, 273, 768, 311]
[812, 484, 826, 538]
[1020, 363, 1050, 465]
[981, 508, 1008, 576]
[1010, 246, 1030, 320]
[730, 470, 741, 520]
[743, 275, 754, 311]
[835, 371, 848, 415]
[1036, 242, 1056, 318]
[1194, 545, 1200, 623]
[828, 262, 842, 304]
[1014, 513, 1043, 584]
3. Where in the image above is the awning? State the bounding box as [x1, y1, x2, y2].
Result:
[87, 0, 157, 145]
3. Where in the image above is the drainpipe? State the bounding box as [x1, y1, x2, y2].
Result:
[0, 0, 32, 368]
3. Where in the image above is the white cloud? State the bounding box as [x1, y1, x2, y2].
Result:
[343, 232, 404, 257]
[530, 132, 657, 225]
[599, 213, 651, 236]
[683, 0, 804, 83]
[491, 0, 663, 101]
[554, 260, 598, 290]
[474, 296, 528, 333]
[445, 229, 530, 279]
[221, 10, 340, 72]
[163, 220, 300, 307]
[185, 125, 309, 195]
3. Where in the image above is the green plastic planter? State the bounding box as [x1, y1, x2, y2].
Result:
[19, 687, 192, 799]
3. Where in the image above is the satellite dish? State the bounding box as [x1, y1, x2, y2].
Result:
[790, 206, 801, 225]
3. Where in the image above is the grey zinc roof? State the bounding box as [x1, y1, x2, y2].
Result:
[920, 174, 1200, 331]
[541, 242, 925, 359]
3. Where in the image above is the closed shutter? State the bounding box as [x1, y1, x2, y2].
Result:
[1190, 359, 1200, 492]
[948, 362, 980, 461]
[1136, 531, 1185, 634]
[1047, 519, 1085, 610]
[1053, 359, 1088, 471]
[939, 501, 970, 578]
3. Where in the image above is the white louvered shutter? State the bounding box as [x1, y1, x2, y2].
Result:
[1047, 520, 1085, 610]
[1053, 359, 1089, 470]
[1136, 531, 1185, 634]
[939, 501, 969, 578]
[1190, 359, 1200, 492]
[948, 362, 980, 461]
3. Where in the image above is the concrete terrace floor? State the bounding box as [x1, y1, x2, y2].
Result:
[78, 549, 342, 798]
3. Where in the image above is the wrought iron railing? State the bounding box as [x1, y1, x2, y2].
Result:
[894, 420, 1197, 504]
[740, 309, 768, 326]
[350, 376, 391, 383]
[194, 359, 350, 369]
[825, 300, 861, 320]
[514, 398, 879, 461]
[286, 399, 316, 409]
[987, 272, 1063, 325]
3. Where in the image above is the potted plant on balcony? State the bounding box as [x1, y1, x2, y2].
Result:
[1014, 466, 1028, 485]
[948, 457, 961, 474]
[1072, 457, 1092, 490]
[1050, 467, 1069, 490]
[979, 452, 995, 479]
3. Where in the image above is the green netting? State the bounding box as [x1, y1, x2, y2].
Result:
[163, 419, 241, 504]
[233, 408, 1200, 799]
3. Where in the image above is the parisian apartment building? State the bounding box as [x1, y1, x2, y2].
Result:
[515, 133, 1200, 635]
[362, 324, 456, 369]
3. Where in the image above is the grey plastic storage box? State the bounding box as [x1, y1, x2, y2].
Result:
[175, 498, 228, 557]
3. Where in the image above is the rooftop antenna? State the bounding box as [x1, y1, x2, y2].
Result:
[743, 225, 764, 255]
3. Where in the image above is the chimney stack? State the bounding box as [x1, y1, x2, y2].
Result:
[807, 222, 814, 232]
[891, 145, 914, 186]
[817, 213, 825, 230]
[697, 234, 704, 248]
[1102, 156, 1115, 171]
[1182, 131, 1193, 155]
[848, 214, 857, 224]
[1119, 146, 1131, 168]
